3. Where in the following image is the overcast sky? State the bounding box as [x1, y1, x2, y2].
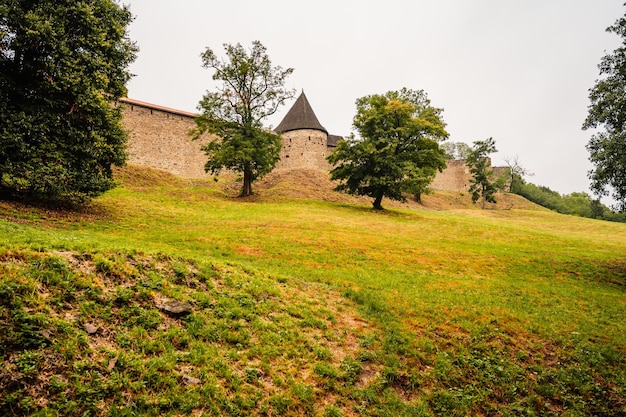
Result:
[125, 0, 624, 200]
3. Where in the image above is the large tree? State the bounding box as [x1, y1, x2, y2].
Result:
[191, 41, 295, 196]
[327, 88, 448, 210]
[441, 141, 472, 160]
[0, 0, 137, 203]
[467, 137, 498, 209]
[583, 7, 626, 212]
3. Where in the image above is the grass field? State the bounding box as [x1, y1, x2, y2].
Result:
[1, 166, 625, 416]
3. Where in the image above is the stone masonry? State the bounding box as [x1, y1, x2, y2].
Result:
[118, 96, 497, 192]
[117, 98, 211, 178]
[430, 159, 472, 192]
[273, 92, 339, 171]
[277, 129, 331, 170]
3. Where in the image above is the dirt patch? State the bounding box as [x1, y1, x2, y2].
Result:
[235, 244, 265, 257]
[280, 279, 371, 366]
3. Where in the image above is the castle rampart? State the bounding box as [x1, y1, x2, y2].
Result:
[118, 97, 501, 192]
[430, 159, 472, 192]
[117, 98, 211, 178]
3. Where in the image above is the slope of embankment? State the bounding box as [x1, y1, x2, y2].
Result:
[1, 166, 624, 416]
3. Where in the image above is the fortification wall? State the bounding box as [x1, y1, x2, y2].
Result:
[118, 99, 499, 192]
[276, 129, 331, 170]
[430, 159, 472, 192]
[117, 100, 212, 178]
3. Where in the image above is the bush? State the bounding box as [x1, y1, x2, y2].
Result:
[512, 177, 624, 222]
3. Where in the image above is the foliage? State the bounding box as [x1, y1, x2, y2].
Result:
[512, 176, 626, 222]
[191, 41, 295, 196]
[466, 137, 499, 208]
[0, 0, 137, 203]
[503, 155, 533, 192]
[441, 141, 471, 160]
[327, 88, 448, 209]
[582, 6, 626, 212]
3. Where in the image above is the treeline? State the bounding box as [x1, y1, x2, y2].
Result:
[511, 176, 626, 222]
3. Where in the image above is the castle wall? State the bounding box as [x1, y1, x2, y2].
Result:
[430, 158, 507, 192]
[117, 99, 500, 192]
[430, 159, 472, 192]
[276, 129, 331, 170]
[117, 101, 212, 178]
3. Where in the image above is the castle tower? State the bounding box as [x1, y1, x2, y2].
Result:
[274, 91, 333, 170]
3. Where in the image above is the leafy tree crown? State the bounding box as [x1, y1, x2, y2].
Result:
[190, 41, 295, 196]
[0, 0, 137, 203]
[328, 88, 448, 209]
[582, 8, 626, 212]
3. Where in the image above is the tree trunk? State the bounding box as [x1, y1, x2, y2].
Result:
[481, 184, 486, 209]
[414, 192, 422, 204]
[241, 169, 253, 196]
[372, 193, 384, 210]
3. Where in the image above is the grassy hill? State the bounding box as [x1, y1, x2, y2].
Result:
[1, 166, 625, 416]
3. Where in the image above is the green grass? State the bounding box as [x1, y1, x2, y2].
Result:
[1, 166, 625, 416]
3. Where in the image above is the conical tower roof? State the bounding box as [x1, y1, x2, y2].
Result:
[275, 91, 328, 134]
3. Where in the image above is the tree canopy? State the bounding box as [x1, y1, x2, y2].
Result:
[327, 88, 448, 209]
[467, 137, 499, 209]
[0, 0, 137, 203]
[583, 6, 626, 212]
[190, 41, 295, 196]
[441, 141, 471, 160]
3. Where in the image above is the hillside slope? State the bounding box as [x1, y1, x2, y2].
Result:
[0, 166, 624, 416]
[115, 165, 542, 211]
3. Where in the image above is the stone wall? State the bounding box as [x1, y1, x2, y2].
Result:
[117, 99, 212, 178]
[430, 159, 508, 192]
[118, 98, 503, 191]
[430, 159, 472, 192]
[275, 129, 331, 170]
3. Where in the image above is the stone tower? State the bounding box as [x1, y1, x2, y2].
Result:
[274, 91, 341, 170]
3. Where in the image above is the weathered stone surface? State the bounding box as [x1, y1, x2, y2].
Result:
[119, 100, 212, 178]
[276, 129, 332, 170]
[107, 357, 118, 371]
[83, 322, 98, 335]
[157, 299, 193, 317]
[182, 375, 201, 385]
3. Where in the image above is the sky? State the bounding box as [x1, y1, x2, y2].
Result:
[124, 0, 625, 201]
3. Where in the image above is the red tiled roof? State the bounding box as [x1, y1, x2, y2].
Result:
[119, 97, 198, 118]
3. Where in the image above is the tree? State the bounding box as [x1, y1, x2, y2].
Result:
[0, 0, 137, 203]
[583, 8, 626, 212]
[503, 154, 533, 193]
[327, 88, 448, 210]
[190, 41, 295, 196]
[441, 141, 472, 160]
[467, 137, 498, 209]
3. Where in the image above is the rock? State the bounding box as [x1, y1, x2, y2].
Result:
[182, 375, 201, 385]
[157, 299, 193, 317]
[107, 357, 118, 371]
[83, 322, 98, 335]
